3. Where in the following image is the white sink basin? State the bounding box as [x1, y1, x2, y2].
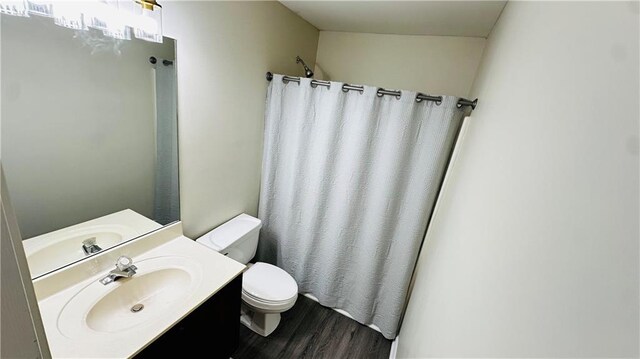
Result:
[86, 268, 191, 333]
[57, 256, 201, 339]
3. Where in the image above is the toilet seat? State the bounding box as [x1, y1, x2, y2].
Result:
[242, 262, 298, 310]
[242, 289, 295, 304]
[242, 291, 297, 313]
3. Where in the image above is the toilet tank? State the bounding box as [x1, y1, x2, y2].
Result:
[195, 213, 261, 264]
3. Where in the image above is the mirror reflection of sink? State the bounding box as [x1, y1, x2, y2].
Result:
[25, 225, 131, 277]
[57, 256, 202, 339]
[22, 210, 163, 277]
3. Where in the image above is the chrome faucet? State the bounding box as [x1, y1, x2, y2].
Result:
[82, 237, 102, 256]
[99, 256, 137, 285]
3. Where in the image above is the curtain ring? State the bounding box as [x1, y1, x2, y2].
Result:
[415, 93, 442, 105]
[282, 77, 300, 86]
[343, 84, 363, 94]
[376, 88, 401, 99]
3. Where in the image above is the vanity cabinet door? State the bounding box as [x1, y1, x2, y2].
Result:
[135, 274, 242, 359]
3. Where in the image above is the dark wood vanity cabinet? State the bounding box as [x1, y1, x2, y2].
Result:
[135, 274, 243, 359]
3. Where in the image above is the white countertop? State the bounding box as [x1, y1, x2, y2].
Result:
[35, 228, 245, 358]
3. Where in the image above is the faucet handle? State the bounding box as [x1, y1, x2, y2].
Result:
[82, 237, 97, 246]
[116, 256, 134, 271]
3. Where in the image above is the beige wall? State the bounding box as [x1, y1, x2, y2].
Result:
[314, 31, 485, 97]
[1, 16, 174, 238]
[163, 1, 319, 239]
[398, 2, 639, 357]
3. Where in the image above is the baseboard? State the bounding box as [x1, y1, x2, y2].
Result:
[389, 335, 399, 359]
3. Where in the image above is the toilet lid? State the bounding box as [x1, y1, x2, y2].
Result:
[242, 262, 298, 302]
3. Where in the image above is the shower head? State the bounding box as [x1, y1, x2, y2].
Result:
[296, 56, 314, 78]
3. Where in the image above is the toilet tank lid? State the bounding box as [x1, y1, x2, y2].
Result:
[196, 213, 262, 252]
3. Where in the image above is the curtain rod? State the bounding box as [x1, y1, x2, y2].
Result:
[266, 72, 477, 110]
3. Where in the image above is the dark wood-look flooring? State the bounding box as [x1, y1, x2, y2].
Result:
[232, 295, 392, 359]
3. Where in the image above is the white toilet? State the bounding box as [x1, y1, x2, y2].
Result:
[196, 213, 298, 337]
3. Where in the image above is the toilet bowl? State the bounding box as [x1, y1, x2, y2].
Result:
[196, 214, 298, 337]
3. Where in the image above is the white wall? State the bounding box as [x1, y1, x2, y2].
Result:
[1, 168, 50, 358]
[163, 1, 319, 238]
[314, 31, 486, 97]
[1, 16, 175, 238]
[398, 2, 639, 357]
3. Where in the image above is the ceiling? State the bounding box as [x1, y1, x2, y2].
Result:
[279, 1, 507, 38]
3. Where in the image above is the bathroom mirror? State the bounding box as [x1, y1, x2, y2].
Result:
[1, 15, 179, 278]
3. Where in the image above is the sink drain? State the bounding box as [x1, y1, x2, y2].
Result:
[131, 304, 144, 313]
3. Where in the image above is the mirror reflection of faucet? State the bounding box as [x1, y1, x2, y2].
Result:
[99, 256, 137, 285]
[82, 237, 102, 256]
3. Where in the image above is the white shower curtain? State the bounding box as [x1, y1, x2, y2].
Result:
[258, 74, 466, 339]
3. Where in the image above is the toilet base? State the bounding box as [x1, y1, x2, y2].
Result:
[240, 303, 282, 337]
